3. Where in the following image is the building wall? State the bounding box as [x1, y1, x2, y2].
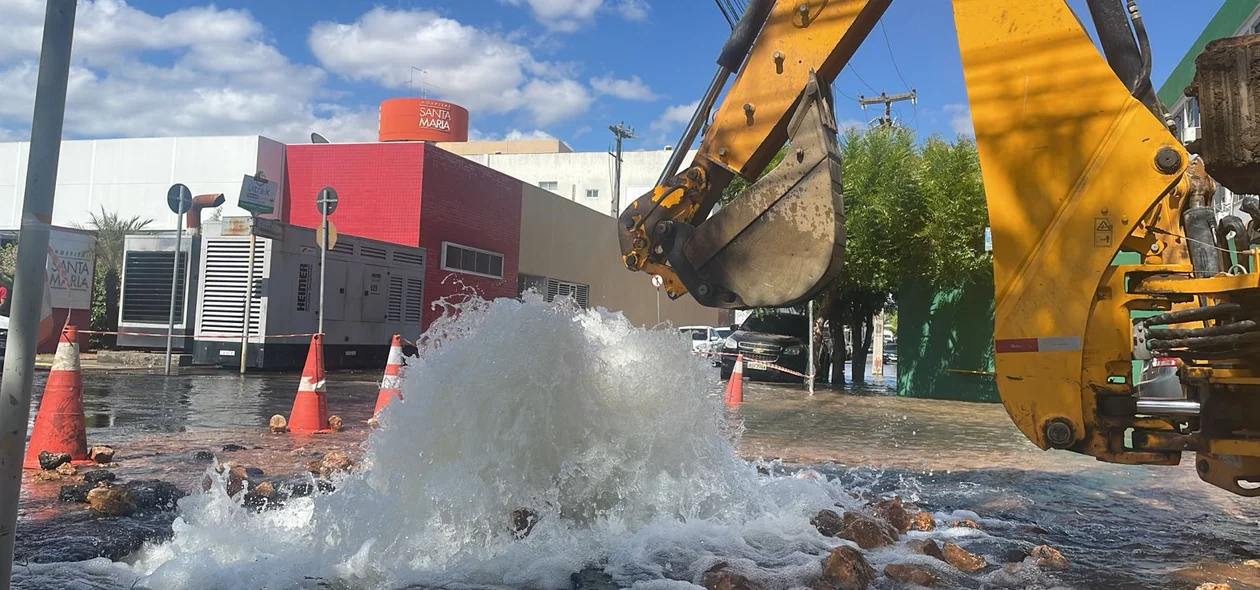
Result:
[0, 135, 284, 231]
[518, 183, 717, 328]
[438, 139, 573, 155]
[419, 144, 522, 329]
[457, 149, 698, 217]
[896, 276, 999, 403]
[283, 143, 424, 247]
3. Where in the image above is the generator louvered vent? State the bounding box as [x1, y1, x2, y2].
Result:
[120, 251, 187, 324]
[198, 238, 265, 335]
[387, 276, 404, 323]
[387, 275, 424, 325]
[546, 278, 589, 309]
[393, 251, 425, 267]
[330, 240, 354, 255]
[360, 245, 387, 261]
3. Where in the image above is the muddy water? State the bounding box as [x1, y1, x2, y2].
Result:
[12, 362, 1260, 589]
[736, 380, 1260, 589]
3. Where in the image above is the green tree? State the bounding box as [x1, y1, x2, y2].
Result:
[916, 134, 989, 289]
[76, 208, 152, 348]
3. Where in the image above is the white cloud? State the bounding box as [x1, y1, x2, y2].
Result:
[500, 0, 649, 32]
[590, 74, 657, 101]
[0, 0, 378, 142]
[309, 7, 590, 126]
[942, 104, 974, 137]
[521, 78, 593, 126]
[650, 100, 698, 131]
[469, 128, 557, 141]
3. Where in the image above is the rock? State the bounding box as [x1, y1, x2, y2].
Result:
[191, 450, 215, 461]
[873, 497, 911, 534]
[56, 463, 77, 476]
[221, 444, 248, 452]
[949, 519, 979, 529]
[883, 564, 937, 587]
[307, 450, 355, 478]
[812, 509, 845, 537]
[909, 511, 936, 532]
[122, 480, 184, 513]
[82, 470, 116, 485]
[37, 451, 71, 471]
[244, 466, 265, 479]
[1031, 545, 1068, 569]
[269, 414, 288, 433]
[906, 539, 944, 561]
[253, 481, 276, 498]
[822, 546, 876, 590]
[1196, 584, 1233, 590]
[59, 483, 94, 503]
[328, 415, 344, 432]
[571, 567, 617, 590]
[32, 470, 62, 482]
[367, 416, 380, 428]
[839, 512, 898, 549]
[941, 542, 987, 572]
[87, 486, 136, 517]
[511, 507, 538, 539]
[88, 445, 115, 464]
[1246, 560, 1260, 568]
[226, 465, 250, 496]
[1001, 548, 1030, 563]
[702, 564, 760, 590]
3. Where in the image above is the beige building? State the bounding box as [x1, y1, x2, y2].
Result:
[517, 183, 716, 327]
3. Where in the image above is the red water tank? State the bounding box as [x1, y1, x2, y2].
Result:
[378, 98, 469, 142]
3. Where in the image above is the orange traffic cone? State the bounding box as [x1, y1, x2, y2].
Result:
[373, 335, 405, 416]
[288, 334, 329, 433]
[724, 354, 744, 406]
[24, 326, 88, 469]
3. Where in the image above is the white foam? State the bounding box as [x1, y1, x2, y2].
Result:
[123, 296, 863, 589]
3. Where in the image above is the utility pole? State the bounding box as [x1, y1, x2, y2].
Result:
[858, 89, 916, 127]
[0, 2, 76, 588]
[608, 122, 636, 218]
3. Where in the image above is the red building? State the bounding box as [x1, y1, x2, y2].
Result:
[284, 142, 522, 329]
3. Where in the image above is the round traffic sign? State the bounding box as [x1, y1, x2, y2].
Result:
[651, 274, 664, 289]
[167, 183, 193, 215]
[316, 186, 338, 216]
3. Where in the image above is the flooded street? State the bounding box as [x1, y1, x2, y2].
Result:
[12, 303, 1260, 590]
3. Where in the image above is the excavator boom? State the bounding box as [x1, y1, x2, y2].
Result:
[618, 0, 1260, 495]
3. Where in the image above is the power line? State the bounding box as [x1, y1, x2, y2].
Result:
[879, 20, 911, 92]
[847, 65, 876, 93]
[713, 0, 736, 27]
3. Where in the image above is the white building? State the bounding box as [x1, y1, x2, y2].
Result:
[0, 135, 285, 231]
[1159, 0, 1260, 219]
[439, 139, 699, 217]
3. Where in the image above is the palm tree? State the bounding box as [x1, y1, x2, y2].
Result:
[76, 208, 152, 347]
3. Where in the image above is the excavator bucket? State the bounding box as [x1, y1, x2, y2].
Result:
[674, 76, 844, 309]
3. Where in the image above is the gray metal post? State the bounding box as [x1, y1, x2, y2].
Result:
[240, 231, 255, 373]
[318, 211, 327, 336]
[164, 213, 183, 376]
[808, 301, 815, 394]
[0, 2, 76, 587]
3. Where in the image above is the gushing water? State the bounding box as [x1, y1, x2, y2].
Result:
[125, 296, 852, 589]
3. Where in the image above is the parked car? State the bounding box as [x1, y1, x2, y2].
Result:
[679, 326, 721, 354]
[1137, 356, 1183, 398]
[0, 315, 7, 368]
[720, 313, 811, 383]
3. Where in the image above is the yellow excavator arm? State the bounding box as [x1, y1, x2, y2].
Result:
[619, 0, 1260, 495]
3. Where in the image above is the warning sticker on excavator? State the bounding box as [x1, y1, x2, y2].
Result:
[1094, 218, 1112, 247]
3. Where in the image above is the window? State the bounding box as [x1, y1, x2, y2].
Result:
[538, 181, 559, 191]
[545, 278, 589, 308]
[1253, 20, 1260, 34]
[442, 242, 504, 279]
[1173, 112, 1185, 140]
[517, 273, 547, 297]
[1188, 97, 1200, 128]
[586, 189, 599, 198]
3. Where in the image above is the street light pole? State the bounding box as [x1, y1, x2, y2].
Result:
[0, 2, 76, 588]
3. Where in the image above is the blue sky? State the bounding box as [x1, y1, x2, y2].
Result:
[0, 0, 1227, 151]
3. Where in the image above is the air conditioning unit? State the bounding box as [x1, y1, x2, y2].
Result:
[1183, 126, 1201, 143]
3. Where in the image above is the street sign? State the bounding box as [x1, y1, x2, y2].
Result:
[238, 172, 278, 216]
[315, 220, 338, 251]
[252, 217, 284, 240]
[167, 183, 192, 215]
[316, 186, 338, 216]
[651, 274, 664, 289]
